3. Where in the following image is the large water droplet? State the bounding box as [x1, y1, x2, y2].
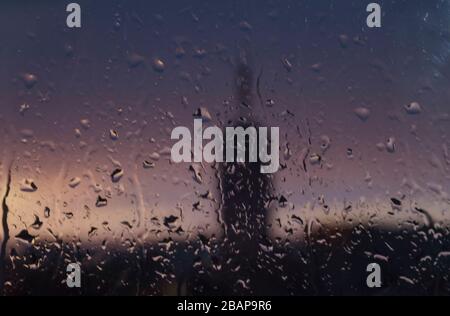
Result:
[21, 73, 38, 89]
[404, 102, 422, 114]
[354, 107, 371, 121]
[152, 58, 165, 72]
[20, 179, 38, 192]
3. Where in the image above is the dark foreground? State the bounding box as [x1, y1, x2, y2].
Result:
[2, 224, 450, 296]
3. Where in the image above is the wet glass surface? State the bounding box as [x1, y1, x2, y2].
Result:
[0, 0, 449, 295]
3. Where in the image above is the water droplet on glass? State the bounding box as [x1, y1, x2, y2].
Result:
[265, 99, 275, 107]
[386, 137, 396, 153]
[15, 229, 35, 243]
[109, 129, 119, 140]
[20, 179, 38, 192]
[127, 52, 145, 68]
[31, 215, 43, 230]
[69, 177, 81, 188]
[175, 46, 186, 58]
[19, 103, 30, 115]
[309, 153, 321, 165]
[320, 135, 331, 151]
[96, 195, 108, 208]
[354, 107, 371, 121]
[111, 168, 124, 183]
[189, 164, 203, 183]
[143, 160, 155, 169]
[193, 107, 212, 121]
[80, 119, 91, 130]
[163, 215, 180, 230]
[404, 102, 422, 114]
[239, 21, 253, 31]
[282, 58, 293, 72]
[338, 34, 350, 48]
[44, 207, 51, 218]
[152, 58, 165, 72]
[21, 73, 38, 89]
